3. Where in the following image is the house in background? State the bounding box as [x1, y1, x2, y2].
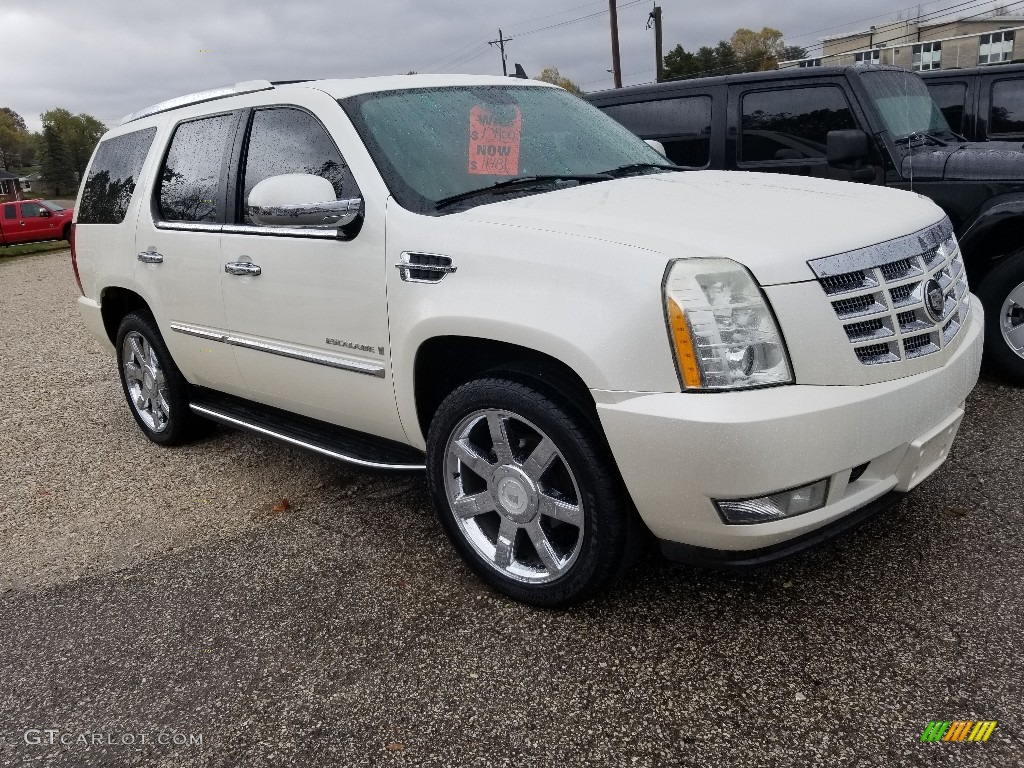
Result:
[781, 13, 1024, 71]
[0, 170, 24, 203]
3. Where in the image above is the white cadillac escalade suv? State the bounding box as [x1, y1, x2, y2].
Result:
[71, 75, 983, 605]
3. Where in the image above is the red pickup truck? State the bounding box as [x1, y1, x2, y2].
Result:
[0, 199, 74, 246]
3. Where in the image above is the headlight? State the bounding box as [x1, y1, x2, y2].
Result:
[664, 258, 793, 390]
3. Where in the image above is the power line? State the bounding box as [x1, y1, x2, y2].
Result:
[656, 0, 1021, 81]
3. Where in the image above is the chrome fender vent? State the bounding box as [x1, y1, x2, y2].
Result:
[395, 252, 457, 284]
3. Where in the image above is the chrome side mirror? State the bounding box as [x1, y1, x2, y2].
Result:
[247, 173, 362, 228]
[644, 139, 667, 157]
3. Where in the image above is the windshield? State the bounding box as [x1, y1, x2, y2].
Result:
[39, 200, 64, 211]
[859, 70, 953, 141]
[341, 85, 669, 214]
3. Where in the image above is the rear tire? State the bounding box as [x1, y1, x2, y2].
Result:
[115, 311, 207, 445]
[426, 376, 643, 606]
[977, 251, 1024, 384]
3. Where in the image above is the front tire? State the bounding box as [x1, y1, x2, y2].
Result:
[977, 252, 1024, 384]
[426, 376, 641, 606]
[115, 311, 206, 445]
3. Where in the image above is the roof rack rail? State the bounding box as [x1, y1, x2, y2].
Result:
[120, 80, 275, 125]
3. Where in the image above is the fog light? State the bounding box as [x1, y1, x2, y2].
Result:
[714, 479, 829, 525]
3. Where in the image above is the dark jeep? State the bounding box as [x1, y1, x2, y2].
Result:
[588, 65, 1024, 381]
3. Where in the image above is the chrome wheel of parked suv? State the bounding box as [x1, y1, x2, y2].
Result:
[122, 330, 170, 433]
[115, 311, 208, 445]
[427, 375, 643, 606]
[978, 253, 1024, 382]
[443, 408, 585, 584]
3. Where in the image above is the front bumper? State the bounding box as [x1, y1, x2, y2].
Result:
[595, 296, 983, 554]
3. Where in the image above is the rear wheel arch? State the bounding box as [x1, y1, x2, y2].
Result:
[100, 287, 151, 345]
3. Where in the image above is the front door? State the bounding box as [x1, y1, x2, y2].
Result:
[220, 103, 404, 442]
[731, 83, 880, 183]
[18, 202, 59, 241]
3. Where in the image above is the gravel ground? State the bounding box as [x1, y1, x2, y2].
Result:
[0, 249, 1021, 767]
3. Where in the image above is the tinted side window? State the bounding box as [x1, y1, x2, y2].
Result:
[158, 114, 235, 223]
[990, 79, 1024, 136]
[21, 203, 42, 217]
[740, 87, 856, 163]
[78, 127, 157, 225]
[927, 83, 967, 134]
[240, 108, 358, 225]
[4, 204, 16, 219]
[601, 96, 712, 168]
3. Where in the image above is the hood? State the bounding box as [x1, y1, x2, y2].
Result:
[901, 140, 1024, 182]
[458, 171, 943, 285]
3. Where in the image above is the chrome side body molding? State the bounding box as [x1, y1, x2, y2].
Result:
[170, 322, 385, 377]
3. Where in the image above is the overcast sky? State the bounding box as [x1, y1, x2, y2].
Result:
[2, 0, 1008, 132]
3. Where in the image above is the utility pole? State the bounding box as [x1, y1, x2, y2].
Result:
[488, 29, 512, 76]
[609, 0, 623, 88]
[648, 5, 664, 82]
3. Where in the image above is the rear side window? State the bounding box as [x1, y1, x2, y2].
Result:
[990, 79, 1024, 136]
[77, 127, 156, 225]
[158, 114, 235, 223]
[3, 204, 15, 219]
[240, 107, 358, 225]
[927, 83, 967, 134]
[740, 86, 856, 163]
[601, 96, 712, 168]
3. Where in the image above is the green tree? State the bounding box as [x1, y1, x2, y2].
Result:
[41, 109, 106, 178]
[1, 107, 27, 133]
[0, 110, 33, 171]
[535, 67, 584, 95]
[41, 123, 76, 197]
[663, 40, 738, 80]
[781, 44, 809, 63]
[730, 27, 787, 72]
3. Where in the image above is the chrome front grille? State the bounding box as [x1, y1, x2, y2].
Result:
[809, 220, 970, 365]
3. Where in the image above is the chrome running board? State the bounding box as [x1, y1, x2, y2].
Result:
[189, 392, 425, 472]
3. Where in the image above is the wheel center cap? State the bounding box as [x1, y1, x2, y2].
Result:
[493, 469, 537, 523]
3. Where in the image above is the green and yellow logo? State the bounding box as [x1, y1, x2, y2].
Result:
[920, 720, 997, 742]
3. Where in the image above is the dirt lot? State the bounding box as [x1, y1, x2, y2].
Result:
[1, 249, 1021, 766]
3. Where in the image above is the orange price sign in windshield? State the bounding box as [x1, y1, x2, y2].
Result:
[468, 105, 522, 176]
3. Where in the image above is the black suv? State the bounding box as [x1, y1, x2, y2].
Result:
[922, 63, 1024, 142]
[587, 65, 1024, 382]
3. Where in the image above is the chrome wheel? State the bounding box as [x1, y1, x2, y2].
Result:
[443, 409, 585, 584]
[121, 331, 170, 433]
[1001, 280, 1024, 359]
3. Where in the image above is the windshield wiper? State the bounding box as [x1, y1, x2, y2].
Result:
[435, 174, 611, 210]
[896, 131, 948, 147]
[599, 162, 684, 177]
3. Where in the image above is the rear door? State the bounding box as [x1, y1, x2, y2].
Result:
[599, 91, 717, 170]
[134, 111, 246, 394]
[2, 202, 22, 243]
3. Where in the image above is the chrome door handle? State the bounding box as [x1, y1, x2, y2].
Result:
[224, 261, 262, 276]
[137, 250, 164, 264]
